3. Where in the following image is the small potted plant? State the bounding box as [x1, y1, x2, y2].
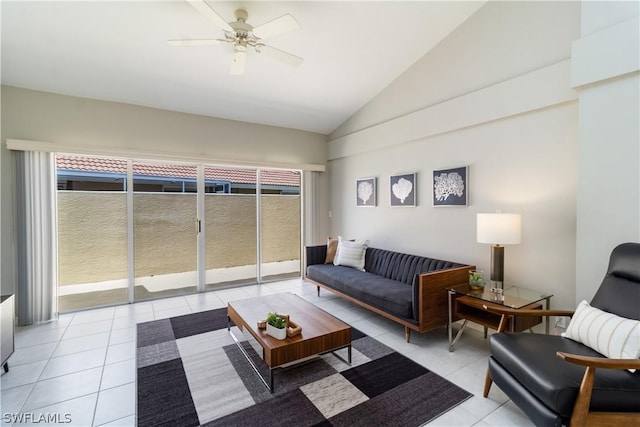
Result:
[469, 270, 484, 291]
[266, 312, 287, 340]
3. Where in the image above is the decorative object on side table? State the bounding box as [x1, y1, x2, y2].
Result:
[477, 212, 521, 290]
[468, 270, 485, 291]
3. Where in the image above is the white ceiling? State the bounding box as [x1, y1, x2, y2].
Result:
[1, 1, 484, 135]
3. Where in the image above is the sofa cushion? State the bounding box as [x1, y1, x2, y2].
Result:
[325, 237, 355, 264]
[307, 264, 365, 290]
[490, 333, 640, 419]
[306, 264, 413, 319]
[563, 300, 640, 371]
[334, 237, 368, 271]
[325, 237, 339, 264]
[365, 248, 462, 286]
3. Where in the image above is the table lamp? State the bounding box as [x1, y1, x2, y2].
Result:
[477, 213, 521, 290]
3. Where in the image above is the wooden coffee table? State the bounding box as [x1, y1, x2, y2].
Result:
[227, 292, 352, 392]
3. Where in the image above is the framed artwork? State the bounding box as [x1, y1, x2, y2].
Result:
[390, 173, 416, 207]
[433, 166, 468, 207]
[356, 177, 376, 207]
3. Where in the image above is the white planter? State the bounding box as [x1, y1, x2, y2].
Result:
[266, 323, 287, 340]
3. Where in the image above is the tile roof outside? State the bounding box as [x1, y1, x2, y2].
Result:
[56, 155, 300, 187]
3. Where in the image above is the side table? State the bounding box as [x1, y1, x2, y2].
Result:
[447, 284, 552, 352]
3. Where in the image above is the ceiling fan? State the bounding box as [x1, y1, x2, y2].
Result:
[169, 0, 303, 75]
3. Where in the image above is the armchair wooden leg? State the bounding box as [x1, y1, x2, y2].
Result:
[569, 366, 595, 427]
[483, 368, 493, 397]
[405, 327, 411, 343]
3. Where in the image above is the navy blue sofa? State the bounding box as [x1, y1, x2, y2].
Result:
[305, 245, 474, 342]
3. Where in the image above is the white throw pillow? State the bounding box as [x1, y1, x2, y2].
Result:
[333, 236, 368, 271]
[563, 300, 640, 372]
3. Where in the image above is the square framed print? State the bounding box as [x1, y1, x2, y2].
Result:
[390, 173, 416, 207]
[433, 166, 468, 207]
[356, 177, 376, 207]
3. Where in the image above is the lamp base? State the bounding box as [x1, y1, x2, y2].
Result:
[490, 245, 504, 289]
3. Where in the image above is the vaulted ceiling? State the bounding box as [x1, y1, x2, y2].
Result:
[1, 1, 484, 134]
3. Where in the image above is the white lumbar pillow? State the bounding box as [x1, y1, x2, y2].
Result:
[333, 236, 368, 271]
[563, 300, 640, 372]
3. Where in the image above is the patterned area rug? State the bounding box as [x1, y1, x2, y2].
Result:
[137, 306, 472, 426]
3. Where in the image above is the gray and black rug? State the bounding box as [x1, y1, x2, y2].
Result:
[137, 306, 472, 426]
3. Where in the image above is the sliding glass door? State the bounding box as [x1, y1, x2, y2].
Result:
[133, 161, 198, 301]
[56, 155, 129, 311]
[56, 155, 303, 311]
[203, 166, 257, 289]
[259, 169, 301, 281]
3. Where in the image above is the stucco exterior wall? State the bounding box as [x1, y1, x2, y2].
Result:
[58, 192, 300, 285]
[204, 195, 256, 269]
[133, 193, 198, 277]
[58, 192, 128, 284]
[261, 195, 301, 263]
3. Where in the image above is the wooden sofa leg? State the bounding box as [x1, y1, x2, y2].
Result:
[483, 368, 493, 397]
[405, 327, 411, 343]
[317, 286, 320, 297]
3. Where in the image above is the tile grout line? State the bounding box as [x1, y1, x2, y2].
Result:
[91, 308, 119, 427]
[12, 313, 75, 419]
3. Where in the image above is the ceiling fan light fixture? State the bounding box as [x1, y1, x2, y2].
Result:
[230, 44, 247, 75]
[173, 1, 303, 75]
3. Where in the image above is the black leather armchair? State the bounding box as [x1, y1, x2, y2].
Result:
[483, 242, 640, 427]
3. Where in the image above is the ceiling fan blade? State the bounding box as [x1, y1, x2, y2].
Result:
[252, 14, 299, 40]
[230, 46, 247, 75]
[186, 0, 233, 33]
[168, 39, 224, 46]
[259, 45, 304, 67]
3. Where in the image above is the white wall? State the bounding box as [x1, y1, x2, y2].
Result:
[1, 86, 327, 168]
[327, 1, 581, 310]
[573, 2, 640, 302]
[0, 86, 329, 295]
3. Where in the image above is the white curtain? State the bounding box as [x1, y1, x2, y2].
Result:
[15, 151, 58, 325]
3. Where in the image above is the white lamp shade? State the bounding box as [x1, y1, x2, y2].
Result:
[477, 213, 521, 245]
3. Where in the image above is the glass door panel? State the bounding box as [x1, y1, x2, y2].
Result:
[204, 166, 257, 289]
[56, 154, 129, 311]
[133, 162, 198, 301]
[259, 169, 301, 281]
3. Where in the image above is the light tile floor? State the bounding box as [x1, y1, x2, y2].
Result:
[1, 279, 534, 426]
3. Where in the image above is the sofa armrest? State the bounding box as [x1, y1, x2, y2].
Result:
[305, 245, 327, 267]
[414, 265, 475, 331]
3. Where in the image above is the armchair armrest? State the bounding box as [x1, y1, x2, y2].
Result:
[480, 305, 575, 333]
[481, 305, 575, 318]
[556, 351, 640, 426]
[557, 352, 640, 370]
